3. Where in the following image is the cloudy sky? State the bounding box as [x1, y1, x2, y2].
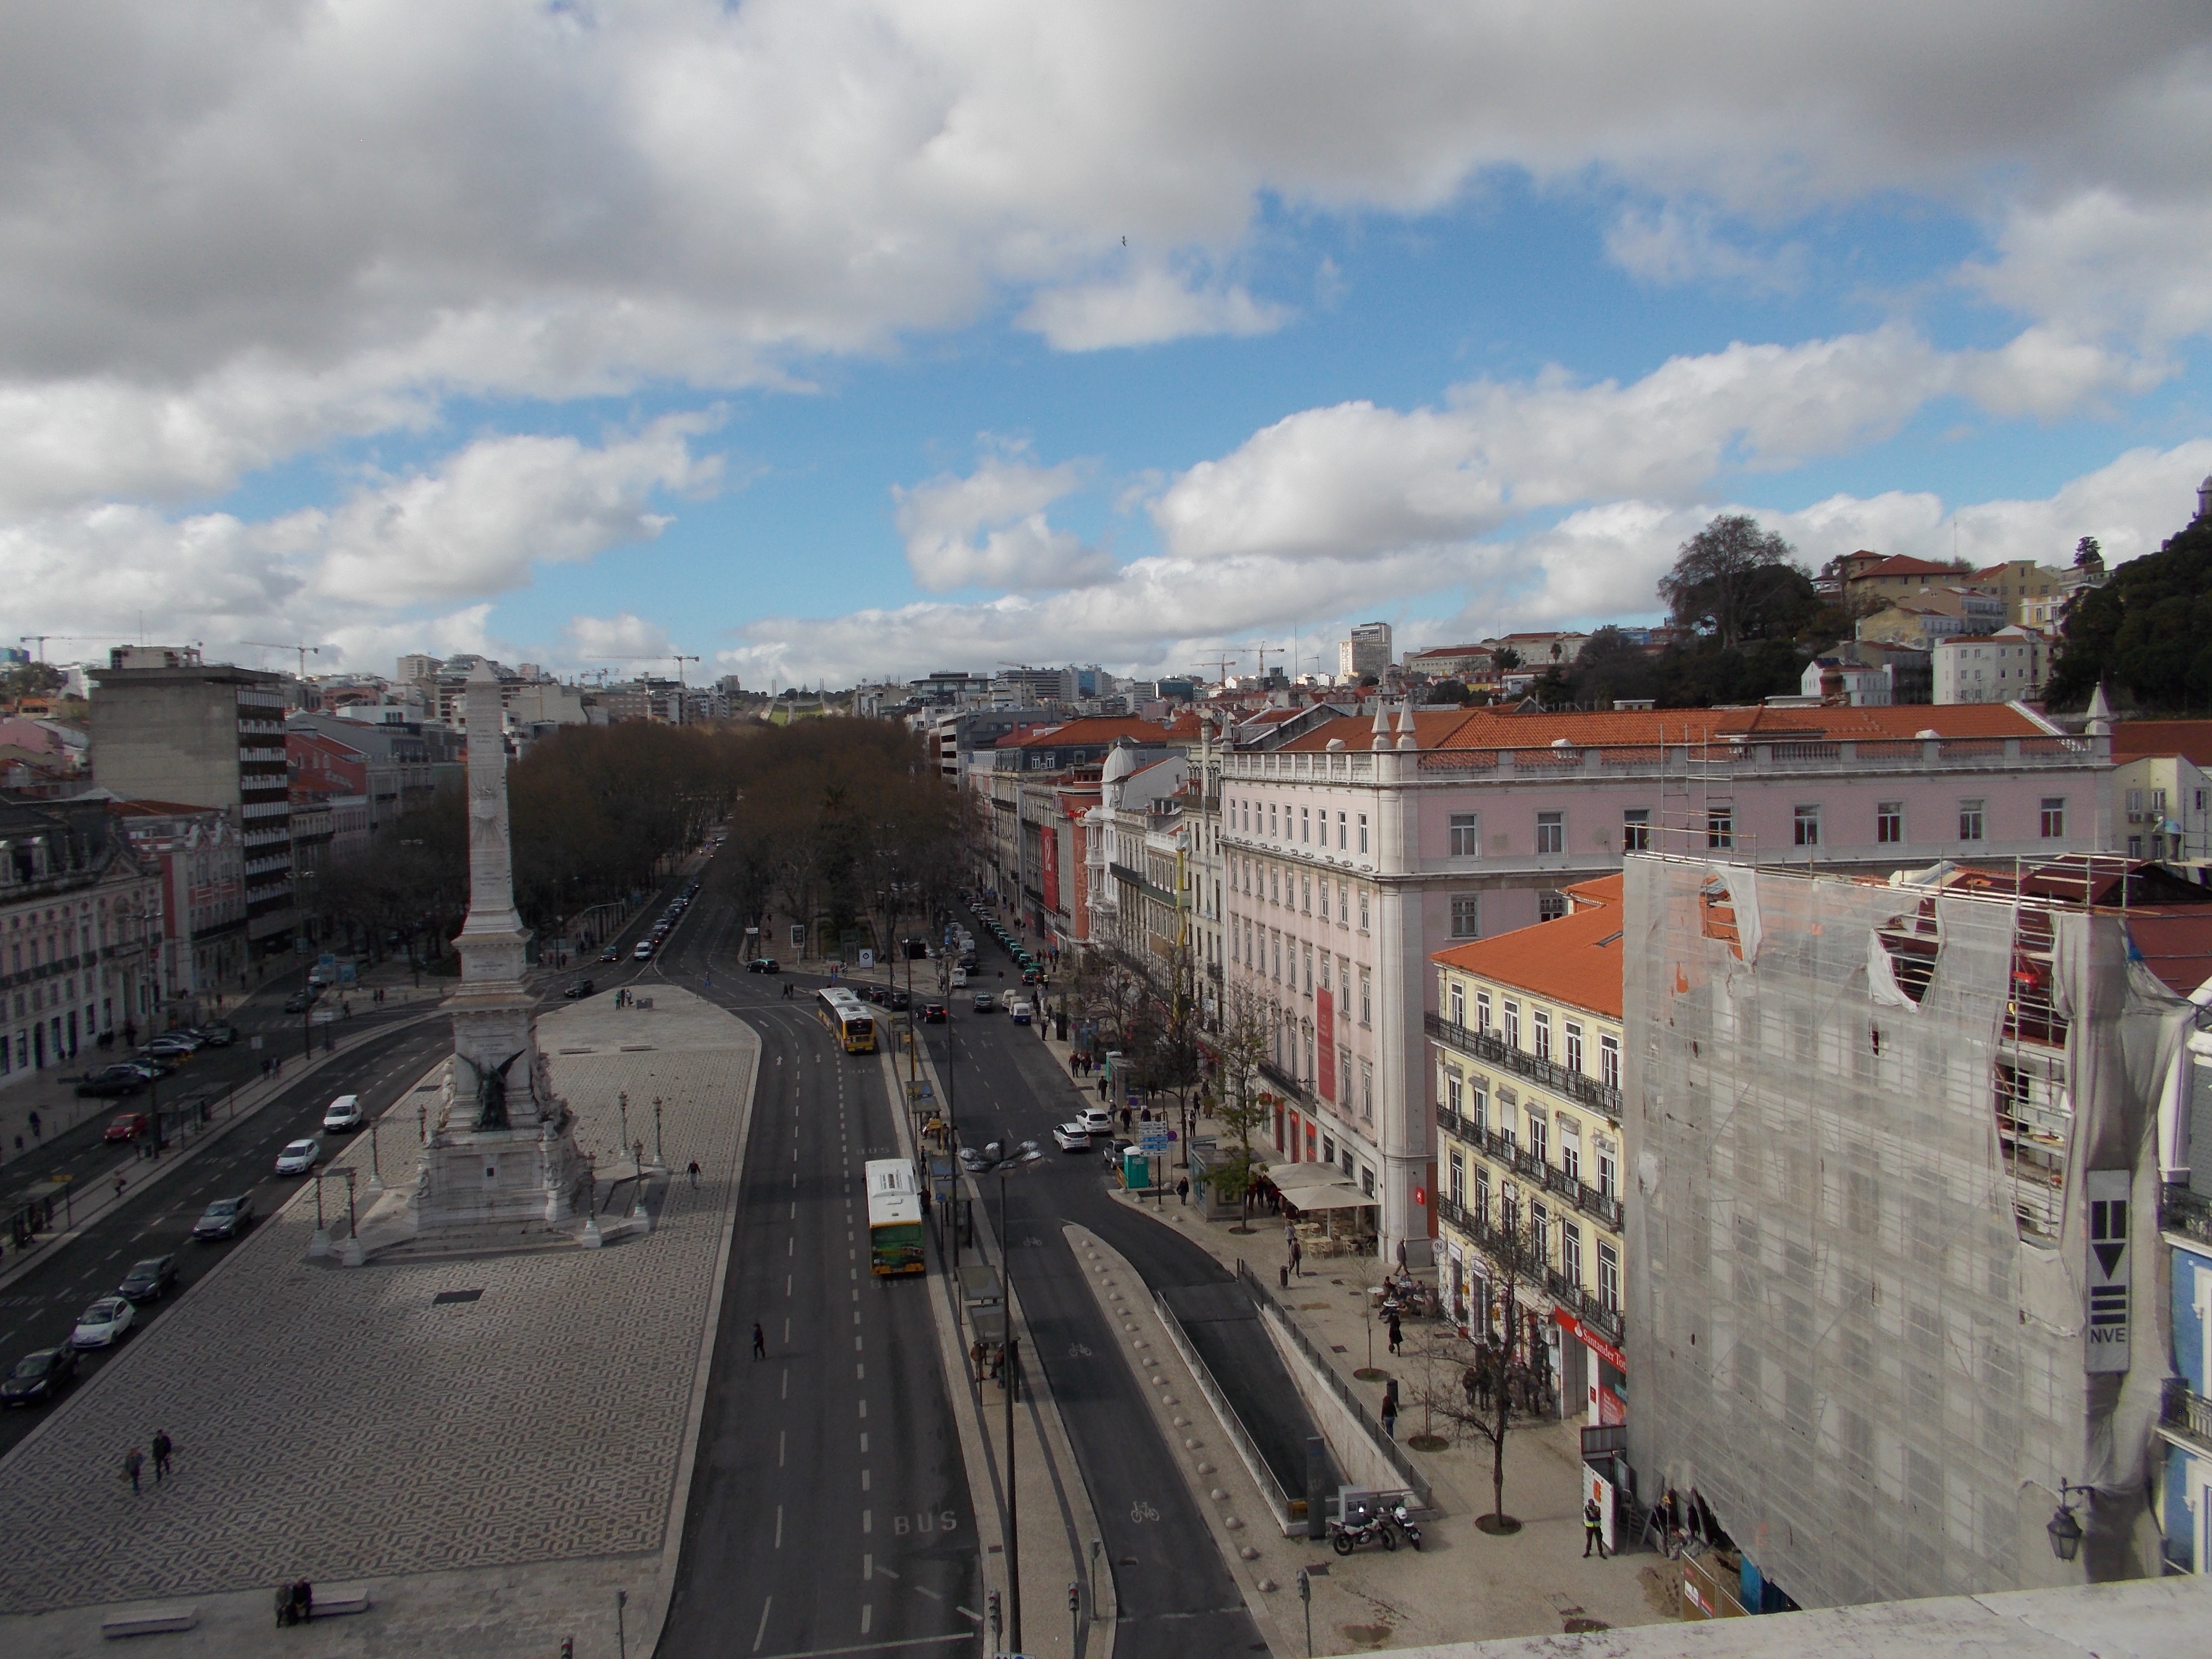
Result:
[3, 2, 2209, 689]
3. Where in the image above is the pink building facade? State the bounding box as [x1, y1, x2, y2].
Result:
[1220, 701, 2112, 1263]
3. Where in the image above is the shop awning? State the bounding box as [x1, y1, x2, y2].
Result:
[1285, 1183, 1375, 1211]
[1262, 1161, 1342, 1194]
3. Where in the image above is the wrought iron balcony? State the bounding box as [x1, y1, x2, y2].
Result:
[2161, 1184, 2212, 1249]
[2161, 1378, 2212, 1455]
[1426, 1013, 1621, 1122]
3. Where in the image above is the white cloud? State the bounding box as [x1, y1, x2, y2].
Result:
[730, 439, 2212, 686]
[1604, 204, 1804, 293]
[0, 2, 2200, 516]
[1019, 266, 1290, 351]
[565, 613, 676, 664]
[893, 449, 1117, 593]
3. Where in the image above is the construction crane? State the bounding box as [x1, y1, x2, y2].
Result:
[1250, 641, 1281, 679]
[1190, 650, 1244, 688]
[670, 653, 700, 725]
[244, 640, 327, 679]
[17, 634, 111, 663]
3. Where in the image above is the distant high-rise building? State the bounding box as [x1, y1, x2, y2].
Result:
[88, 647, 294, 957]
[396, 653, 439, 685]
[1338, 622, 1393, 680]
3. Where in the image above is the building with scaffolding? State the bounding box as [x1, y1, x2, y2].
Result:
[1621, 851, 2206, 1609]
[1222, 699, 2111, 1265]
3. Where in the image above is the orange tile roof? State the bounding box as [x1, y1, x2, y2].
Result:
[1851, 555, 1967, 579]
[1432, 875, 1625, 1018]
[2112, 720, 2212, 768]
[1005, 716, 1176, 749]
[1274, 700, 2049, 754]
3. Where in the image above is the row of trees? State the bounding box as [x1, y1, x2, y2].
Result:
[2046, 512, 2212, 712]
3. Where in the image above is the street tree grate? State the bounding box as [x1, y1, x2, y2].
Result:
[432, 1289, 484, 1306]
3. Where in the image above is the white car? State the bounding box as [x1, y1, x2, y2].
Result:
[1052, 1122, 1091, 1152]
[322, 1095, 365, 1132]
[1079, 1106, 1113, 1137]
[274, 1138, 322, 1176]
[72, 1297, 135, 1349]
[1008, 999, 1033, 1024]
[632, 940, 655, 961]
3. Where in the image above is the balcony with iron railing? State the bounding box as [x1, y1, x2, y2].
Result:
[1432, 1198, 1626, 1347]
[2161, 1184, 2212, 1250]
[2161, 1378, 2212, 1456]
[1427, 1014, 1622, 1122]
[1434, 1106, 1623, 1230]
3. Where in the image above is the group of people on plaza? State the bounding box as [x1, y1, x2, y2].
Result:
[119, 1429, 174, 1493]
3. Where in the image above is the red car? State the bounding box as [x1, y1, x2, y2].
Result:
[103, 1112, 151, 1143]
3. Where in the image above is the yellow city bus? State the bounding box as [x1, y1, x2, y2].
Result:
[866, 1158, 925, 1276]
[816, 987, 877, 1054]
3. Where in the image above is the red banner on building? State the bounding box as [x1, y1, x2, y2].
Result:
[1316, 986, 1335, 1100]
[1039, 822, 1059, 915]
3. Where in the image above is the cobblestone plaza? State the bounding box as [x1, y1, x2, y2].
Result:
[0, 989, 755, 1617]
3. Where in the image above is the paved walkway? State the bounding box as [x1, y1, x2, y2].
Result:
[0, 985, 757, 1657]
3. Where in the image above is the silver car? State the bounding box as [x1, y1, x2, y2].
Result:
[274, 1138, 322, 1176]
[72, 1297, 135, 1349]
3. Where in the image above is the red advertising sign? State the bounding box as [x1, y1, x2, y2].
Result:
[1039, 824, 1059, 915]
[1315, 987, 1335, 1100]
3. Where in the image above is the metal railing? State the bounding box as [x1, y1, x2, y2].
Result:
[1426, 1014, 1622, 1121]
[1150, 1290, 1299, 1534]
[2161, 1185, 2212, 1249]
[1236, 1261, 1432, 1509]
[2164, 1379, 2212, 1453]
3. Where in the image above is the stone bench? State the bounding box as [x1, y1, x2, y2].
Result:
[309, 1583, 373, 1618]
[100, 1605, 197, 1638]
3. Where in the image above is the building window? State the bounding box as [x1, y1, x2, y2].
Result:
[1707, 806, 1734, 850]
[2040, 797, 2066, 839]
[1359, 1059, 1373, 1122]
[1536, 811, 1564, 855]
[1622, 807, 1650, 852]
[1448, 1152, 1465, 1208]
[1559, 1124, 1581, 1182]
[1793, 805, 1820, 846]
[1450, 892, 1480, 938]
[1527, 1112, 1548, 1166]
[1959, 799, 1985, 842]
[1475, 991, 1491, 1034]
[1503, 999, 1519, 1049]
[1469, 1076, 1489, 1134]
[1597, 1143, 1617, 1199]
[1302, 943, 1313, 994]
[1449, 812, 1480, 857]
[2128, 834, 2144, 857]
[1564, 1021, 1583, 1074]
[1337, 811, 1347, 849]
[1448, 981, 1465, 1025]
[1357, 813, 1368, 853]
[1597, 1241, 1620, 1312]
[1301, 807, 1310, 843]
[1358, 889, 1369, 930]
[1358, 967, 1371, 1026]
[1538, 889, 1566, 921]
[1599, 1034, 1620, 1091]
[1269, 804, 1278, 838]
[1533, 1009, 1551, 1061]
[1301, 875, 1311, 914]
[1530, 1201, 1548, 1261]
[1559, 1219, 1582, 1286]
[1877, 801, 1903, 844]
[1445, 1067, 1463, 1116]
[1474, 1164, 1491, 1224]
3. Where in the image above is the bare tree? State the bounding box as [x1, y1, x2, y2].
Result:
[1658, 513, 1811, 649]
[1205, 982, 1276, 1231]
[1418, 1208, 1551, 1532]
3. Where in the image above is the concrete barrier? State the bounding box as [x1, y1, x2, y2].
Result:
[99, 1604, 197, 1638]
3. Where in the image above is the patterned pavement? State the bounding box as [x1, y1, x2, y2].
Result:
[0, 988, 756, 1616]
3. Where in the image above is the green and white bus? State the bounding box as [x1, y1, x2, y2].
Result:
[866, 1157, 925, 1277]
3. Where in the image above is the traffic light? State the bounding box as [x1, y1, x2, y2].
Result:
[1069, 1582, 1080, 1614]
[987, 1588, 1001, 1639]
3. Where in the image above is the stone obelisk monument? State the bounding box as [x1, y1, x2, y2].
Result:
[410, 661, 587, 1231]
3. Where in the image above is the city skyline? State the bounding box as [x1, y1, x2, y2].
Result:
[0, 6, 2207, 689]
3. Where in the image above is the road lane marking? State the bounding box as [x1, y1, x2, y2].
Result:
[750, 1598, 772, 1653]
[779, 1430, 786, 1468]
[781, 1368, 790, 1400]
[787, 1274, 793, 1296]
[784, 1317, 792, 1344]
[864, 1553, 873, 1579]
[858, 1398, 866, 1417]
[861, 1468, 870, 1491]
[775, 1504, 783, 1549]
[860, 1605, 871, 1635]
[862, 1509, 871, 1534]
[860, 1431, 868, 1452]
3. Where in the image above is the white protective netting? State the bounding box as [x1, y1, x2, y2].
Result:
[1622, 853, 2177, 1607]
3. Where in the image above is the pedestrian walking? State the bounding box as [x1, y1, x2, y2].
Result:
[687, 1160, 700, 1189]
[113, 1174, 127, 1202]
[1175, 1177, 1189, 1206]
[1379, 1395, 1397, 1441]
[1387, 1311, 1403, 1356]
[752, 1322, 767, 1359]
[1583, 1496, 1607, 1558]
[151, 1429, 173, 1483]
[27, 1109, 39, 1140]
[123, 1446, 144, 1494]
[1289, 1238, 1302, 1277]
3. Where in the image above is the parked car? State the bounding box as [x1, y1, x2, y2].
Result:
[1021, 966, 1044, 984]
[117, 1255, 179, 1304]
[921, 1001, 948, 1023]
[971, 992, 997, 1013]
[103, 1111, 151, 1143]
[191, 1022, 238, 1046]
[282, 990, 317, 1014]
[111, 1060, 166, 1082]
[0, 1347, 78, 1407]
[632, 940, 655, 961]
[192, 1196, 254, 1240]
[746, 957, 780, 974]
[1079, 1106, 1113, 1137]
[561, 978, 596, 999]
[75, 1068, 145, 1099]
[1052, 1122, 1092, 1152]
[146, 1032, 201, 1055]
[126, 1053, 177, 1077]
[274, 1138, 322, 1176]
[71, 1297, 135, 1350]
[322, 1095, 365, 1132]
[1101, 1137, 1135, 1172]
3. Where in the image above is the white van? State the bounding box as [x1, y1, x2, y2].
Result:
[1009, 999, 1033, 1025]
[322, 1094, 365, 1132]
[950, 965, 968, 988]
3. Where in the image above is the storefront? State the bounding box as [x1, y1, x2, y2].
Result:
[1263, 1160, 1378, 1258]
[1554, 1306, 1627, 1427]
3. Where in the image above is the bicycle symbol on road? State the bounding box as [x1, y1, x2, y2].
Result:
[1068, 1342, 1093, 1358]
[1129, 1500, 1159, 1524]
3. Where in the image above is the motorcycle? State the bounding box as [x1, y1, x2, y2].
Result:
[1328, 1496, 1398, 1555]
[1386, 1502, 1423, 1551]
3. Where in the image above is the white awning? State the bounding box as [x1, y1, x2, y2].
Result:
[1286, 1183, 1374, 1212]
[1264, 1161, 1344, 1194]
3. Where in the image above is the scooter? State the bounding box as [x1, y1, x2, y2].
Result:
[1328, 1506, 1397, 1555]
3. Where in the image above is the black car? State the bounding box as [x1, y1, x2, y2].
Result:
[117, 1255, 179, 1304]
[600, 946, 622, 963]
[746, 958, 780, 974]
[0, 1347, 78, 1407]
[921, 1001, 949, 1023]
[192, 1196, 254, 1241]
[282, 990, 317, 1014]
[887, 989, 912, 1011]
[561, 978, 596, 999]
[74, 1067, 146, 1099]
[191, 1022, 238, 1047]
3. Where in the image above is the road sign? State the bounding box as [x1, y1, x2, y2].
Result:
[1140, 1128, 1170, 1155]
[858, 948, 876, 968]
